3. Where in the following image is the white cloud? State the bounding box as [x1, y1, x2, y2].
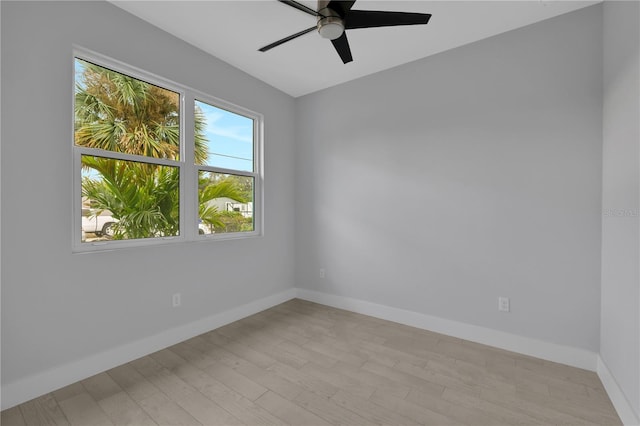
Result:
[203, 110, 252, 144]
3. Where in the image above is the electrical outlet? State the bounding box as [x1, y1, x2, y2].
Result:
[498, 297, 510, 312]
[319, 268, 325, 279]
[172, 293, 181, 307]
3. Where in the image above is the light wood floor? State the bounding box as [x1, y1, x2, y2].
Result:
[2, 299, 622, 425]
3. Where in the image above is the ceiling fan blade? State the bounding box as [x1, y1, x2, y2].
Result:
[327, 0, 356, 17]
[259, 26, 317, 52]
[331, 32, 353, 64]
[345, 10, 431, 30]
[278, 0, 319, 17]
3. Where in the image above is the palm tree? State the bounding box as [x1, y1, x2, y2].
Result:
[75, 60, 185, 159]
[75, 59, 246, 239]
[81, 157, 180, 239]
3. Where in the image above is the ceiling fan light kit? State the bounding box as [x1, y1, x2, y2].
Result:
[317, 7, 345, 40]
[259, 0, 432, 64]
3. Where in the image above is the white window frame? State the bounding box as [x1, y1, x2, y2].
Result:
[72, 47, 263, 253]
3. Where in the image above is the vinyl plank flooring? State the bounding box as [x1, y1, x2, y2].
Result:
[243, 339, 311, 369]
[511, 387, 621, 425]
[255, 391, 332, 426]
[2, 405, 27, 426]
[217, 322, 286, 350]
[361, 360, 446, 397]
[406, 387, 504, 426]
[475, 386, 603, 426]
[97, 391, 156, 426]
[145, 367, 243, 425]
[200, 331, 277, 369]
[270, 305, 337, 330]
[57, 393, 113, 426]
[301, 338, 369, 367]
[360, 337, 434, 367]
[160, 359, 285, 426]
[262, 313, 335, 342]
[17, 394, 69, 426]
[441, 386, 544, 425]
[135, 391, 201, 426]
[225, 355, 306, 401]
[301, 361, 377, 399]
[184, 335, 247, 366]
[330, 389, 421, 425]
[131, 356, 243, 425]
[50, 384, 85, 405]
[274, 339, 337, 369]
[81, 373, 123, 403]
[368, 388, 459, 425]
[428, 357, 516, 394]
[266, 361, 339, 399]
[185, 336, 284, 389]
[2, 299, 622, 426]
[331, 360, 413, 399]
[254, 320, 312, 347]
[106, 364, 160, 402]
[434, 339, 491, 367]
[167, 341, 218, 370]
[292, 390, 370, 425]
[203, 361, 269, 401]
[394, 359, 484, 395]
[149, 348, 191, 372]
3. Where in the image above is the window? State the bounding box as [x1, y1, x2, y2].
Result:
[195, 101, 257, 235]
[73, 49, 262, 251]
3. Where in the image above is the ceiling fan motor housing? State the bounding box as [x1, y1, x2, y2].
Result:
[317, 6, 344, 40]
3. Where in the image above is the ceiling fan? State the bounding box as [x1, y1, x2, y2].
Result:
[259, 0, 432, 64]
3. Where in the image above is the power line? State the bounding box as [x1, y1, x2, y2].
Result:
[209, 152, 252, 162]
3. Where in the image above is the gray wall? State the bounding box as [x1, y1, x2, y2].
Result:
[1, 1, 295, 386]
[295, 5, 603, 351]
[601, 0, 640, 417]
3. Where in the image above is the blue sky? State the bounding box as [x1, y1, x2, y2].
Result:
[196, 100, 254, 172]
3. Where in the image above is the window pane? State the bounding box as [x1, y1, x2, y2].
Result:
[198, 171, 254, 234]
[81, 155, 180, 241]
[75, 58, 181, 160]
[195, 100, 254, 172]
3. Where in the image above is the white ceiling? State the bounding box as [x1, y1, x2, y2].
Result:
[110, 0, 599, 97]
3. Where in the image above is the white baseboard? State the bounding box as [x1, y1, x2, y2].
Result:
[597, 356, 640, 426]
[295, 288, 598, 371]
[0, 288, 297, 411]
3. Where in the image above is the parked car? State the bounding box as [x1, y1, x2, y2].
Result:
[198, 220, 214, 235]
[82, 208, 117, 237]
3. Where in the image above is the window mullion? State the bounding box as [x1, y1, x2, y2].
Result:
[182, 92, 197, 240]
